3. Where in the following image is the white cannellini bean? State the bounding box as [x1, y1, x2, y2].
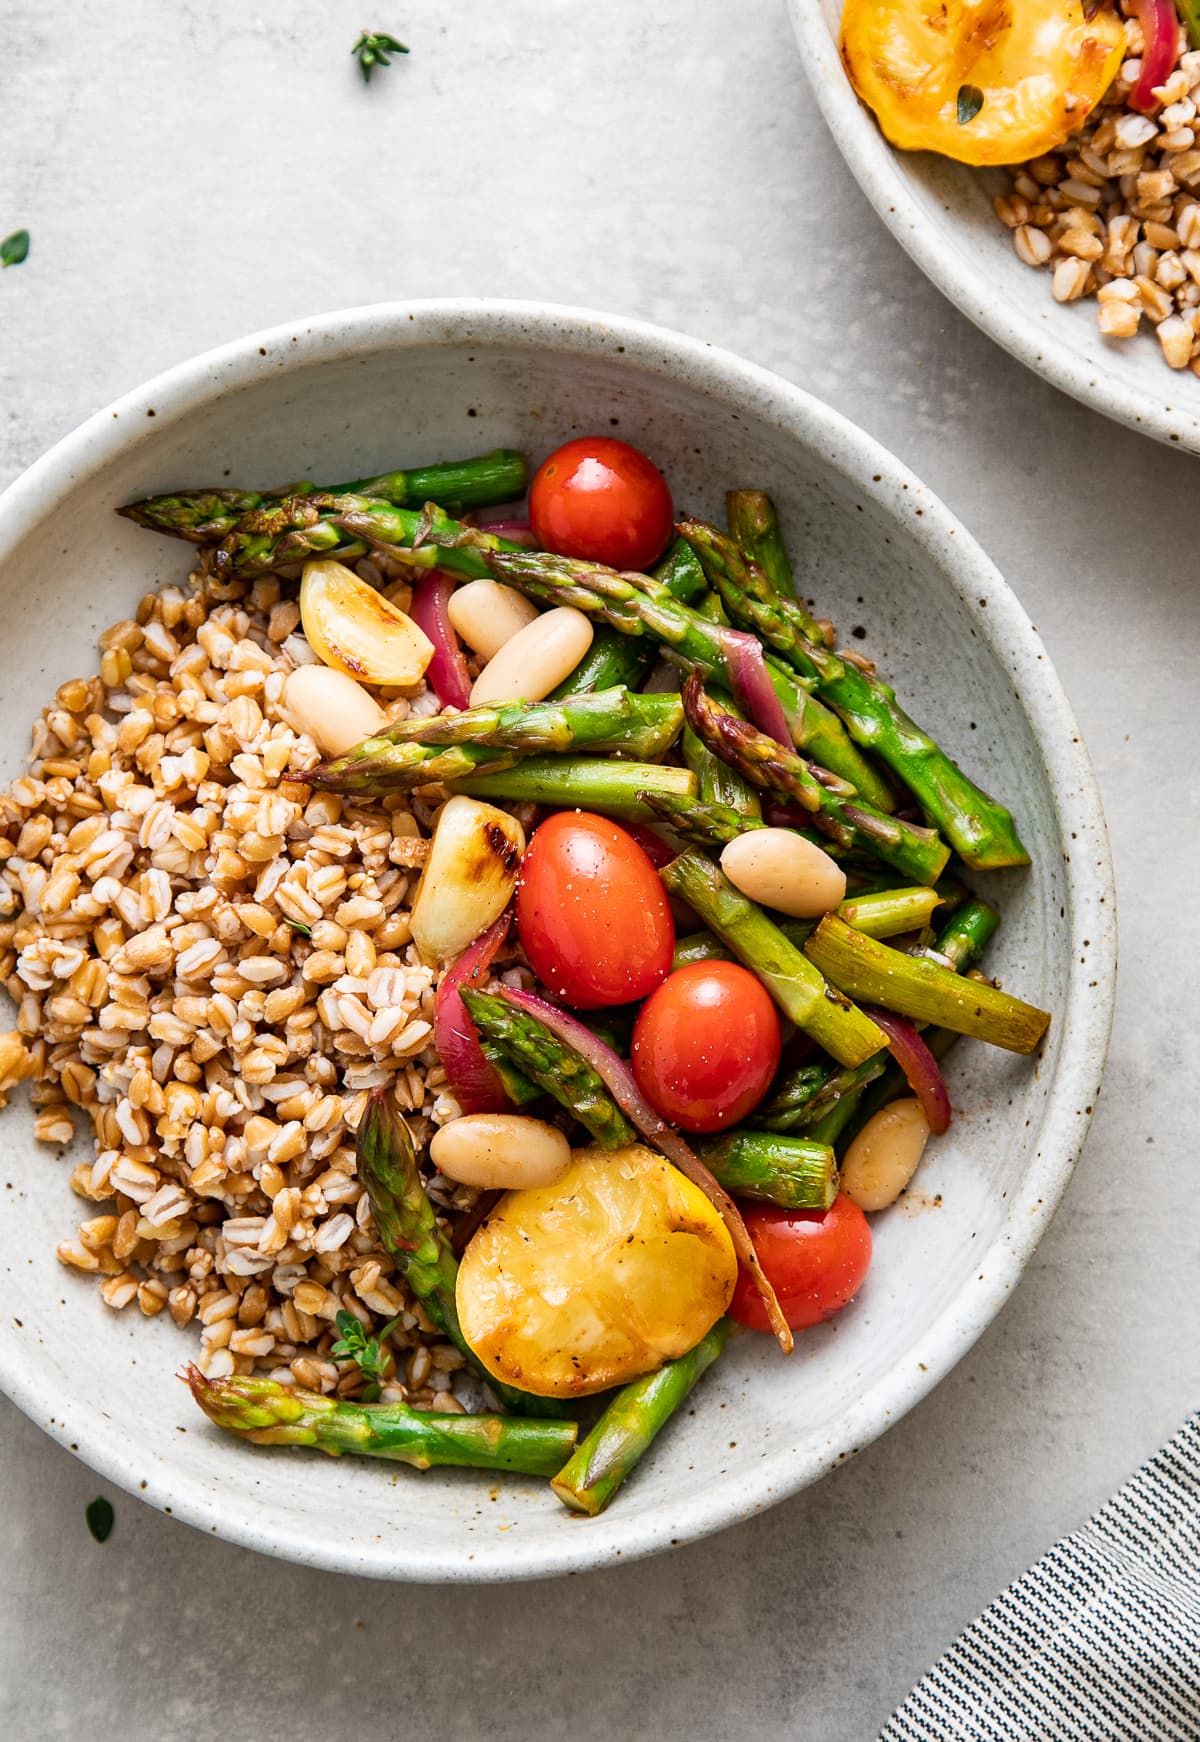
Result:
[469, 607, 593, 706]
[719, 828, 846, 919]
[283, 665, 387, 758]
[841, 1098, 932, 1213]
[447, 579, 541, 661]
[429, 1115, 572, 1191]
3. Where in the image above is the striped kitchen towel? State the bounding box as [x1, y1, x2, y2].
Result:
[881, 1413, 1200, 1742]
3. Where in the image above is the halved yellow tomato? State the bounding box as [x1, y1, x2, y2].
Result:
[299, 559, 433, 686]
[455, 1144, 737, 1399]
[840, 0, 1125, 167]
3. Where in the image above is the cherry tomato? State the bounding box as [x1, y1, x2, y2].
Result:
[529, 437, 674, 571]
[631, 962, 781, 1134]
[517, 811, 675, 1009]
[729, 1196, 872, 1333]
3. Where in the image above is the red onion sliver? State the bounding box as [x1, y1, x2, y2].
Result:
[863, 1006, 952, 1135]
[1129, 0, 1178, 113]
[724, 631, 793, 747]
[473, 517, 539, 547]
[500, 987, 793, 1353]
[411, 570, 472, 710]
[433, 912, 515, 1115]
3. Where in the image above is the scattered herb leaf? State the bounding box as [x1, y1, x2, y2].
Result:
[330, 1308, 402, 1400]
[1, 230, 30, 270]
[283, 917, 312, 938]
[85, 1496, 114, 1543]
[352, 31, 409, 83]
[956, 85, 984, 126]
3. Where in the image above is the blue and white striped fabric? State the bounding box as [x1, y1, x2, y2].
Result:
[881, 1414, 1200, 1742]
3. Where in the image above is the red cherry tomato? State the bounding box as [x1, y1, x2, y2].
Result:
[729, 1196, 872, 1333]
[631, 962, 781, 1134]
[516, 811, 675, 1009]
[529, 437, 674, 571]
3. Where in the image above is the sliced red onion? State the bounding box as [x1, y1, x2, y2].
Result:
[410, 571, 472, 710]
[473, 516, 538, 547]
[433, 912, 515, 1115]
[723, 630, 793, 747]
[500, 987, 793, 1353]
[1129, 0, 1178, 113]
[864, 1006, 952, 1135]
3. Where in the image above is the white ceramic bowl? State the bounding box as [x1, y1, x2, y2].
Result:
[791, 0, 1200, 454]
[0, 301, 1114, 1581]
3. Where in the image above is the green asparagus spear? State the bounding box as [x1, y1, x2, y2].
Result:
[309, 689, 684, 793]
[449, 757, 696, 822]
[118, 451, 529, 543]
[185, 1368, 576, 1476]
[807, 899, 1000, 1148]
[725, 491, 805, 611]
[180, 495, 519, 582]
[660, 850, 887, 1068]
[653, 537, 711, 604]
[355, 1089, 567, 1417]
[694, 1132, 838, 1209]
[479, 548, 894, 808]
[920, 895, 1001, 969]
[678, 519, 1029, 870]
[549, 627, 656, 699]
[804, 915, 1049, 1053]
[756, 1056, 889, 1134]
[460, 988, 639, 1149]
[671, 885, 945, 974]
[682, 675, 949, 885]
[682, 720, 763, 819]
[640, 790, 767, 852]
[551, 1319, 728, 1515]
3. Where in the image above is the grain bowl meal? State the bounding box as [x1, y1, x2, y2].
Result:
[0, 435, 1051, 1514]
[841, 0, 1200, 372]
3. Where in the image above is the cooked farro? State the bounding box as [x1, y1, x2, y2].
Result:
[0, 559, 483, 1409]
[997, 11, 1200, 371]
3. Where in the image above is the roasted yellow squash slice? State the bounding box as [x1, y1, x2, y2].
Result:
[840, 0, 1125, 167]
[455, 1144, 737, 1399]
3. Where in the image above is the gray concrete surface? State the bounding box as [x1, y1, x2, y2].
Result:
[1, 2, 1196, 1737]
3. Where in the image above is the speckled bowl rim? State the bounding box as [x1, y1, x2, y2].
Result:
[0, 300, 1116, 1581]
[788, 0, 1200, 455]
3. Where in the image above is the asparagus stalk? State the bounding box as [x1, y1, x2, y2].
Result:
[683, 675, 949, 885]
[682, 720, 762, 819]
[118, 450, 530, 542]
[449, 757, 696, 822]
[653, 536, 710, 604]
[551, 1319, 728, 1516]
[185, 1368, 576, 1475]
[756, 1056, 889, 1134]
[355, 1089, 567, 1417]
[678, 519, 1029, 870]
[806, 899, 1001, 1148]
[804, 914, 1049, 1054]
[671, 885, 945, 973]
[480, 549, 894, 808]
[309, 689, 684, 793]
[461, 989, 639, 1150]
[169, 495, 520, 583]
[641, 790, 766, 853]
[549, 626, 656, 699]
[725, 490, 806, 613]
[660, 850, 886, 1068]
[920, 895, 1001, 969]
[694, 1132, 838, 1209]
